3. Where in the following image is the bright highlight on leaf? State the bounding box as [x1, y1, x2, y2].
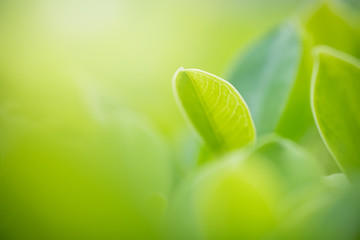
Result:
[311, 46, 360, 177]
[173, 68, 255, 153]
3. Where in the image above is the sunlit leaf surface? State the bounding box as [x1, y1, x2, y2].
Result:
[173, 68, 255, 153]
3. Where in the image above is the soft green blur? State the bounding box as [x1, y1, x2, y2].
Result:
[1, 0, 360, 239]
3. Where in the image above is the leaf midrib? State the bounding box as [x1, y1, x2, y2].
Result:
[184, 71, 226, 152]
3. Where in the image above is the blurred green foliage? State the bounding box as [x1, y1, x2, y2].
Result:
[312, 47, 360, 178]
[0, 0, 360, 239]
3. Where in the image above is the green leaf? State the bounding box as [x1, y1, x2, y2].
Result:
[311, 46, 360, 177]
[342, 0, 360, 12]
[168, 152, 284, 240]
[343, 0, 360, 10]
[254, 135, 322, 192]
[173, 68, 255, 153]
[227, 23, 302, 135]
[283, 180, 360, 240]
[275, 37, 314, 141]
[194, 155, 281, 240]
[305, 3, 360, 58]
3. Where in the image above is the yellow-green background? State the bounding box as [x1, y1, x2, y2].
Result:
[0, 0, 354, 239]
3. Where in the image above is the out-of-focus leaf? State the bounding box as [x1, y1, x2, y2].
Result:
[167, 137, 325, 240]
[0, 81, 171, 239]
[275, 36, 338, 174]
[227, 21, 336, 174]
[194, 156, 281, 240]
[276, 36, 314, 141]
[168, 152, 284, 240]
[248, 135, 325, 222]
[254, 135, 322, 192]
[283, 179, 360, 240]
[105, 112, 172, 204]
[305, 3, 360, 58]
[342, 0, 360, 11]
[172, 130, 214, 178]
[227, 23, 302, 136]
[173, 68, 255, 153]
[323, 173, 350, 191]
[311, 46, 360, 177]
